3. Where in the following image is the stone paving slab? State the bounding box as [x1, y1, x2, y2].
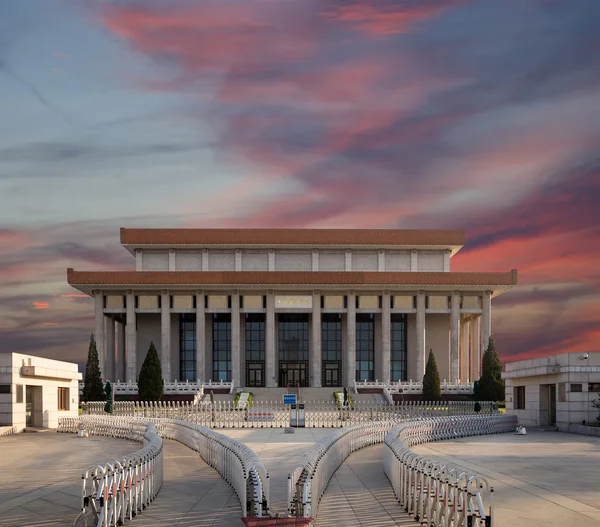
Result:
[0, 432, 139, 527]
[132, 439, 244, 527]
[412, 430, 600, 527]
[315, 444, 419, 527]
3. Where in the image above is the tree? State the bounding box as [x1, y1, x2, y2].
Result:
[422, 349, 442, 401]
[478, 335, 505, 401]
[138, 342, 164, 401]
[83, 333, 105, 402]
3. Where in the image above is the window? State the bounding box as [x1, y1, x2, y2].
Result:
[322, 314, 342, 361]
[356, 313, 374, 381]
[390, 314, 407, 381]
[0, 385, 10, 394]
[278, 314, 309, 361]
[16, 385, 23, 403]
[245, 314, 265, 361]
[179, 314, 197, 381]
[570, 383, 583, 393]
[212, 314, 231, 381]
[58, 388, 69, 411]
[589, 383, 600, 393]
[514, 386, 525, 409]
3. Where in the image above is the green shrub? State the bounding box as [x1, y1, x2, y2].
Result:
[478, 335, 505, 401]
[138, 342, 164, 402]
[83, 333, 105, 402]
[422, 349, 441, 401]
[333, 391, 353, 408]
[234, 391, 254, 409]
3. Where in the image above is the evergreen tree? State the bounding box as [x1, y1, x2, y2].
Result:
[422, 349, 442, 401]
[478, 335, 505, 401]
[138, 342, 164, 401]
[83, 333, 105, 402]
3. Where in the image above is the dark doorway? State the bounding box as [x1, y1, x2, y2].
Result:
[549, 384, 556, 425]
[278, 313, 309, 387]
[245, 314, 265, 387]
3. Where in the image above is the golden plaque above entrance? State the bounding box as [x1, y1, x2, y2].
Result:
[275, 295, 313, 308]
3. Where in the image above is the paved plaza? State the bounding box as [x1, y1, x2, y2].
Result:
[413, 430, 600, 527]
[0, 432, 138, 527]
[315, 444, 419, 527]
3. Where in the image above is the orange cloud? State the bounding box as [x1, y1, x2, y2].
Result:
[33, 301, 49, 309]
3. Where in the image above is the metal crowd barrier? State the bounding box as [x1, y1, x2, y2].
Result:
[83, 400, 498, 428]
[59, 416, 270, 519]
[150, 419, 270, 517]
[288, 420, 397, 518]
[384, 414, 518, 527]
[58, 416, 163, 527]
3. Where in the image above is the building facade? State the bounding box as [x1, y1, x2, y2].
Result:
[503, 352, 600, 432]
[0, 353, 81, 432]
[67, 228, 518, 389]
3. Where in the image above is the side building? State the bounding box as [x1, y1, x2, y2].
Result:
[67, 228, 517, 389]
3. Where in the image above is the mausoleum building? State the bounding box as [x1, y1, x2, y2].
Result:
[67, 228, 518, 388]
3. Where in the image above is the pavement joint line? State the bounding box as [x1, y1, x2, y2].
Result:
[418, 444, 600, 522]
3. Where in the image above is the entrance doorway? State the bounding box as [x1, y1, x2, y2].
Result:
[278, 313, 309, 387]
[323, 361, 342, 387]
[279, 362, 308, 388]
[539, 384, 557, 426]
[25, 386, 42, 427]
[246, 361, 265, 387]
[548, 384, 556, 425]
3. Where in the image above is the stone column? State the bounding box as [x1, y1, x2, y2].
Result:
[450, 291, 460, 382]
[126, 291, 137, 382]
[161, 291, 171, 382]
[169, 248, 176, 271]
[346, 291, 356, 387]
[117, 320, 125, 382]
[231, 292, 241, 387]
[381, 291, 391, 383]
[196, 291, 205, 382]
[266, 291, 275, 387]
[106, 317, 115, 382]
[94, 291, 105, 380]
[311, 291, 322, 387]
[460, 317, 470, 381]
[416, 291, 426, 380]
[472, 315, 482, 379]
[480, 291, 492, 360]
[135, 250, 143, 271]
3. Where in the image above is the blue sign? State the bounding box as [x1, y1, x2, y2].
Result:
[283, 394, 297, 405]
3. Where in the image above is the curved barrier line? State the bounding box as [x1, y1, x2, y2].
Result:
[288, 414, 518, 522]
[384, 414, 518, 527]
[58, 416, 270, 520]
[58, 417, 163, 527]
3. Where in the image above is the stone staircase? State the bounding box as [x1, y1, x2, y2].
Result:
[245, 387, 384, 403]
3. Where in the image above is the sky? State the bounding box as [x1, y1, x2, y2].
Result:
[1, 0, 599, 371]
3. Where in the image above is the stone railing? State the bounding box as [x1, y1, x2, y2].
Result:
[384, 414, 518, 526]
[58, 416, 163, 527]
[79, 379, 233, 396]
[355, 379, 475, 395]
[83, 400, 498, 428]
[288, 414, 517, 521]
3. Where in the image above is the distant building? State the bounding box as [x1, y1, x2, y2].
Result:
[0, 353, 81, 433]
[67, 228, 518, 389]
[503, 352, 600, 432]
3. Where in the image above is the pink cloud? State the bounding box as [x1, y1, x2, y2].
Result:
[33, 301, 49, 309]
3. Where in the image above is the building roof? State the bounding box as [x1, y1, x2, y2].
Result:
[67, 269, 517, 296]
[120, 228, 466, 250]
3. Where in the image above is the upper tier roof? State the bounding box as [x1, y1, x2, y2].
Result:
[120, 228, 466, 251]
